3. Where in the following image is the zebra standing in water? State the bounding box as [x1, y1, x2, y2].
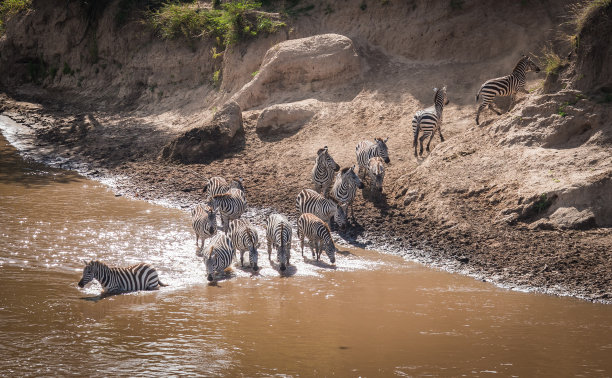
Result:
[331, 165, 363, 221]
[78, 260, 167, 295]
[265, 213, 292, 272]
[311, 146, 340, 197]
[208, 191, 247, 232]
[296, 189, 347, 230]
[200, 232, 234, 282]
[227, 219, 259, 271]
[355, 138, 390, 179]
[203, 176, 230, 199]
[412, 86, 449, 157]
[297, 213, 338, 264]
[367, 156, 385, 193]
[191, 204, 217, 253]
[476, 55, 541, 125]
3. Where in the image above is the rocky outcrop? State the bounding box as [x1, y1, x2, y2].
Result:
[256, 99, 320, 137]
[160, 101, 244, 164]
[231, 34, 361, 110]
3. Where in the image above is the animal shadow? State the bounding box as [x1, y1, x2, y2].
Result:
[268, 259, 298, 277]
[302, 257, 337, 270]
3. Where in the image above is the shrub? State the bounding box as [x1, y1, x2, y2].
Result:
[0, 0, 31, 35]
[541, 48, 567, 76]
[570, 0, 611, 35]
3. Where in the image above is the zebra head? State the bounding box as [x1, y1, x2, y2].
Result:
[248, 228, 259, 272]
[374, 137, 390, 164]
[230, 177, 245, 192]
[205, 249, 216, 281]
[323, 238, 337, 264]
[78, 260, 96, 288]
[434, 86, 449, 106]
[317, 146, 340, 172]
[516, 55, 541, 74]
[525, 55, 541, 73]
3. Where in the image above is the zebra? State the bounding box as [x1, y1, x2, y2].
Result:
[265, 213, 292, 272]
[297, 213, 338, 264]
[227, 219, 259, 271]
[228, 178, 246, 201]
[203, 176, 230, 199]
[367, 156, 385, 193]
[296, 188, 347, 230]
[200, 232, 234, 282]
[331, 165, 363, 220]
[208, 191, 247, 232]
[311, 146, 340, 197]
[78, 260, 167, 295]
[355, 138, 390, 179]
[191, 204, 217, 254]
[412, 86, 449, 157]
[476, 55, 541, 125]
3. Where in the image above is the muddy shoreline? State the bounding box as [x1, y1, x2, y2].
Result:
[1, 93, 611, 304]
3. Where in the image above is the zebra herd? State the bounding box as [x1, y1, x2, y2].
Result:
[77, 55, 541, 294]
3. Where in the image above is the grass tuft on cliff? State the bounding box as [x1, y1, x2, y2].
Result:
[149, 0, 285, 46]
[568, 0, 611, 47]
[0, 0, 31, 35]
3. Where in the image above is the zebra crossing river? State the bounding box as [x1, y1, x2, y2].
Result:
[1, 124, 612, 376]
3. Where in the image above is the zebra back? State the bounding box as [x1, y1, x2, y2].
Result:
[412, 87, 448, 140]
[203, 177, 229, 199]
[228, 219, 259, 271]
[356, 137, 390, 171]
[266, 213, 292, 271]
[368, 156, 385, 192]
[78, 260, 163, 293]
[203, 233, 234, 281]
[210, 192, 247, 218]
[296, 188, 346, 229]
[297, 213, 337, 264]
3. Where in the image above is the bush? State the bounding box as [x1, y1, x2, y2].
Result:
[569, 0, 611, 47]
[541, 48, 567, 76]
[0, 0, 31, 35]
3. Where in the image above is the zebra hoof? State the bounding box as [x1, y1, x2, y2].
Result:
[280, 264, 287, 271]
[252, 265, 259, 272]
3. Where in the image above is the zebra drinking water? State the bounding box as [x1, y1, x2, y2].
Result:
[265, 213, 292, 272]
[227, 219, 259, 271]
[200, 232, 235, 282]
[191, 204, 217, 254]
[331, 165, 363, 220]
[296, 188, 347, 230]
[311, 146, 340, 198]
[476, 55, 541, 125]
[297, 213, 338, 264]
[356, 138, 390, 179]
[208, 191, 247, 232]
[78, 260, 167, 295]
[412, 86, 449, 157]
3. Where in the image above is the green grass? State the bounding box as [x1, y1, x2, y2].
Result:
[0, 0, 31, 35]
[149, 0, 285, 46]
[571, 0, 611, 35]
[541, 48, 567, 76]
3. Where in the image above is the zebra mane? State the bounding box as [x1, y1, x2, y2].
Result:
[212, 192, 232, 199]
[513, 55, 529, 72]
[340, 166, 351, 174]
[316, 146, 328, 155]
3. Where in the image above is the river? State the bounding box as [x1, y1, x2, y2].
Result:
[1, 118, 611, 376]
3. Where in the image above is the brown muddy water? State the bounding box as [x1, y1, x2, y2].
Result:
[1, 120, 612, 377]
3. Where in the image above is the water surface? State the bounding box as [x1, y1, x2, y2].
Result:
[1, 126, 611, 376]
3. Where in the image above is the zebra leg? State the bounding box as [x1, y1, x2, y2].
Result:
[488, 103, 502, 115]
[419, 134, 427, 156]
[438, 127, 444, 143]
[240, 250, 245, 267]
[309, 240, 316, 259]
[476, 103, 487, 125]
[299, 231, 305, 258]
[267, 240, 272, 260]
[426, 133, 435, 152]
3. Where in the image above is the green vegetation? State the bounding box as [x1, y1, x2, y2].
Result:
[63, 62, 74, 76]
[567, 0, 611, 48]
[0, 0, 31, 35]
[251, 70, 259, 77]
[541, 48, 567, 76]
[534, 193, 553, 214]
[450, 0, 464, 10]
[149, 0, 285, 46]
[557, 102, 569, 117]
[212, 69, 221, 87]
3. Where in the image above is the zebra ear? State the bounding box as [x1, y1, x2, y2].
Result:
[82, 259, 88, 266]
[433, 87, 438, 92]
[384, 137, 389, 143]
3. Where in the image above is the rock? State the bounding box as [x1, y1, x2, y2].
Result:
[256, 99, 319, 137]
[403, 190, 420, 206]
[547, 207, 596, 230]
[232, 34, 361, 110]
[160, 101, 244, 164]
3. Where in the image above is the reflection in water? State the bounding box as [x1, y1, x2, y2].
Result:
[1, 127, 612, 376]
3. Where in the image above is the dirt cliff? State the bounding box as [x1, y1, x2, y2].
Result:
[1, 0, 610, 301]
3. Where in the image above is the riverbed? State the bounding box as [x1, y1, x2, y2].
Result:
[1, 126, 612, 376]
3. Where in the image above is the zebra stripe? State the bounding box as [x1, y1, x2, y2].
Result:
[203, 176, 230, 199]
[191, 204, 217, 254]
[331, 165, 363, 220]
[367, 156, 385, 193]
[209, 192, 247, 232]
[412, 86, 449, 157]
[202, 232, 234, 282]
[355, 138, 390, 179]
[228, 219, 259, 271]
[296, 188, 346, 230]
[311, 146, 340, 197]
[229, 178, 247, 201]
[265, 214, 292, 271]
[476, 55, 540, 125]
[78, 260, 166, 294]
[297, 213, 337, 264]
